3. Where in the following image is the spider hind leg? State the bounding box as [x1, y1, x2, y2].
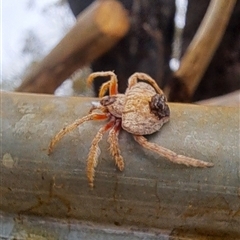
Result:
[133, 135, 214, 167]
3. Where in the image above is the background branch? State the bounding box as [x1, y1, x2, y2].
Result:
[165, 0, 237, 101]
[16, 0, 129, 93]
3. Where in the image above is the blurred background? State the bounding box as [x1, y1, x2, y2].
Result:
[1, 0, 240, 102]
[2, 0, 76, 94]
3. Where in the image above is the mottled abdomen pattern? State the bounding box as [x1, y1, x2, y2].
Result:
[122, 82, 169, 135]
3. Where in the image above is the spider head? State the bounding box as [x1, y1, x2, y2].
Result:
[100, 94, 125, 118]
[100, 95, 117, 106]
[150, 94, 170, 120]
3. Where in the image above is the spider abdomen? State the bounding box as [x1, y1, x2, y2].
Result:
[122, 82, 170, 135]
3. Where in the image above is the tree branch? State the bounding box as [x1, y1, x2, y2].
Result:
[166, 0, 236, 101]
[16, 0, 130, 93]
[1, 91, 239, 235]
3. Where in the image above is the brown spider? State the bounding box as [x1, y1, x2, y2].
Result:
[48, 71, 213, 187]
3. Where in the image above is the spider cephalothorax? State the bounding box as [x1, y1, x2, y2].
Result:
[48, 71, 213, 187]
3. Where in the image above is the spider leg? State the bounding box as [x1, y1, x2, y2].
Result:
[87, 118, 116, 188]
[128, 72, 163, 95]
[133, 135, 214, 167]
[99, 79, 118, 97]
[48, 113, 108, 155]
[107, 118, 124, 171]
[87, 71, 118, 97]
[88, 103, 108, 114]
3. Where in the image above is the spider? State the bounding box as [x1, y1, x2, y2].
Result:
[48, 71, 213, 187]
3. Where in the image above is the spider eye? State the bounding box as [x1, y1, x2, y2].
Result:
[100, 96, 116, 106]
[150, 94, 170, 119]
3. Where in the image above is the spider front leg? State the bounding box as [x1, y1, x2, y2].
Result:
[88, 102, 108, 114]
[87, 118, 116, 188]
[134, 135, 214, 167]
[87, 71, 118, 97]
[107, 118, 124, 171]
[48, 113, 108, 155]
[128, 72, 164, 95]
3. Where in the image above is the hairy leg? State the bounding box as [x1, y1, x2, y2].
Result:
[128, 72, 163, 95]
[48, 113, 108, 154]
[88, 102, 108, 114]
[87, 118, 116, 187]
[87, 71, 118, 97]
[133, 135, 214, 167]
[108, 119, 124, 171]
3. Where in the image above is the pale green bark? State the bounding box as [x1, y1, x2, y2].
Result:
[1, 91, 239, 237]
